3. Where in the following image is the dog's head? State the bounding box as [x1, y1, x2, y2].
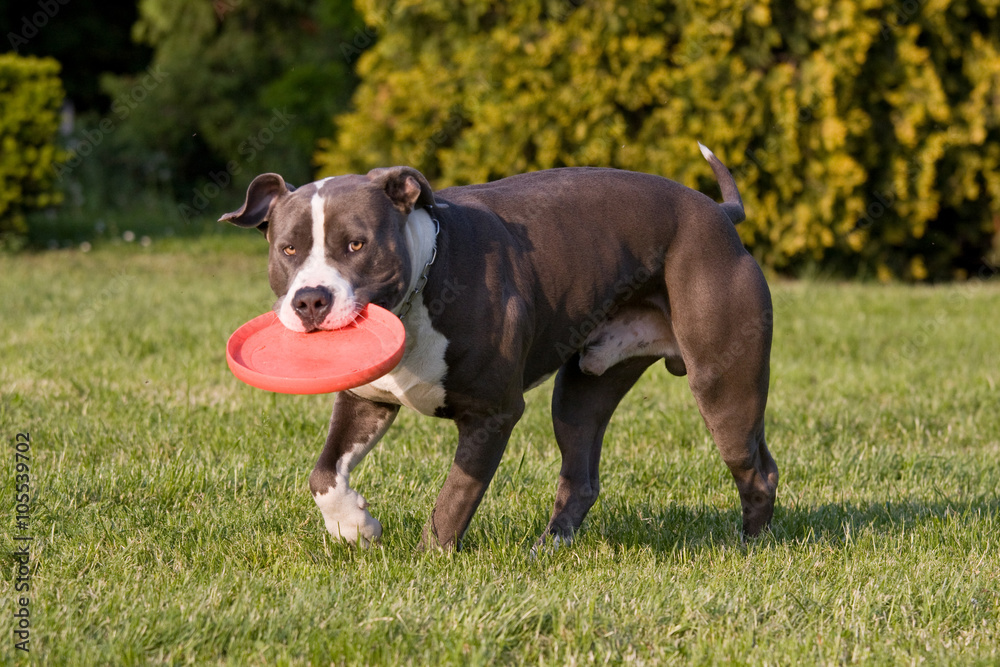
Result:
[221, 167, 437, 332]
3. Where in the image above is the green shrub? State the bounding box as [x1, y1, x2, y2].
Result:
[101, 0, 361, 201]
[315, 0, 1000, 281]
[0, 53, 66, 251]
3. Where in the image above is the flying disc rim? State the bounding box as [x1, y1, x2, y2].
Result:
[226, 304, 405, 394]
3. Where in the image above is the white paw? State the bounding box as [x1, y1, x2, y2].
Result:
[529, 532, 573, 559]
[313, 485, 383, 547]
[326, 510, 382, 547]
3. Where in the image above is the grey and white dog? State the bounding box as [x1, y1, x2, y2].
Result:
[222, 144, 778, 550]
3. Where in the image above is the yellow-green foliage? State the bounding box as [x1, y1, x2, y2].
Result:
[315, 0, 1000, 280]
[0, 53, 66, 250]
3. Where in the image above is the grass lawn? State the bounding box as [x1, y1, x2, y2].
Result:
[2, 235, 999, 665]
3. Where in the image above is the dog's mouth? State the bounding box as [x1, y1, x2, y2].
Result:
[308, 304, 364, 332]
[276, 289, 365, 333]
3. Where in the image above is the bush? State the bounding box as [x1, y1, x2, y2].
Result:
[315, 0, 1000, 281]
[0, 53, 66, 251]
[101, 0, 361, 210]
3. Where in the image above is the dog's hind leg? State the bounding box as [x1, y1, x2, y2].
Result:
[674, 258, 778, 538]
[539, 355, 656, 550]
[689, 375, 777, 538]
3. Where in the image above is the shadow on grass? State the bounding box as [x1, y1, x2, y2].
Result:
[363, 495, 999, 557]
[584, 495, 1000, 554]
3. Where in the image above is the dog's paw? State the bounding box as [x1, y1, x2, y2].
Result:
[529, 530, 574, 559]
[326, 507, 382, 548]
[314, 485, 383, 547]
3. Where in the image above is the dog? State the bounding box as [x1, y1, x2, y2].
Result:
[221, 143, 778, 550]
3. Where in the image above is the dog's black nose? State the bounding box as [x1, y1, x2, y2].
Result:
[292, 286, 333, 328]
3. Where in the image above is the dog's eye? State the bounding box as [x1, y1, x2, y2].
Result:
[282, 245, 296, 256]
[348, 240, 364, 252]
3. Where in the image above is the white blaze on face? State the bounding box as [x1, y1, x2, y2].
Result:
[277, 192, 356, 331]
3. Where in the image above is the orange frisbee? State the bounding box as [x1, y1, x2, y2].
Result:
[226, 304, 405, 394]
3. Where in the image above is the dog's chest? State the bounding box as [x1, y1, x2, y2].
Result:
[348, 301, 448, 415]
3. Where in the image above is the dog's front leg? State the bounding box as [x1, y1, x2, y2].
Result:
[420, 401, 525, 550]
[309, 391, 399, 547]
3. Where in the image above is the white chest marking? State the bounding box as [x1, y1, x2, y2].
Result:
[349, 208, 448, 415]
[350, 293, 449, 415]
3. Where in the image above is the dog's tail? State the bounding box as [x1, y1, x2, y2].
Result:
[698, 142, 745, 225]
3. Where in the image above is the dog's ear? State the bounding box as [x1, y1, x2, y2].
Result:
[367, 166, 437, 214]
[219, 173, 295, 234]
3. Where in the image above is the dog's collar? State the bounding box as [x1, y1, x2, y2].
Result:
[396, 205, 441, 320]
